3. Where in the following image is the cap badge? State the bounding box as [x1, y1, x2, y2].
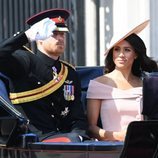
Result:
[58, 16, 63, 22]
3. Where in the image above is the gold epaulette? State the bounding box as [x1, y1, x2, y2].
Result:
[60, 60, 76, 70]
[22, 45, 34, 54]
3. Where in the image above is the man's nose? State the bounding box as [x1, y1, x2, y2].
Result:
[58, 34, 64, 40]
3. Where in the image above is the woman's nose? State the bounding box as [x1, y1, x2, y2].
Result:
[118, 51, 125, 56]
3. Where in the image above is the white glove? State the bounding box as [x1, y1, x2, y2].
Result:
[25, 18, 57, 41]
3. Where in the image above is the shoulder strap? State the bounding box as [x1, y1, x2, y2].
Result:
[60, 60, 76, 70]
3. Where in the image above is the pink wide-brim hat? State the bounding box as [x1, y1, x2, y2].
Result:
[104, 19, 150, 55]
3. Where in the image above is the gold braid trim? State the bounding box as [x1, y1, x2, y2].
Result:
[22, 45, 34, 54]
[10, 63, 68, 104]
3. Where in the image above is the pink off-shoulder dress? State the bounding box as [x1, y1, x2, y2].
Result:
[86, 80, 143, 132]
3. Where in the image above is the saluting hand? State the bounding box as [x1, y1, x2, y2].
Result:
[25, 18, 57, 41]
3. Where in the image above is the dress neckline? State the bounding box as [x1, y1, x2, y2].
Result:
[91, 80, 142, 91]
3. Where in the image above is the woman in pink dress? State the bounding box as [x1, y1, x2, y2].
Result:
[86, 20, 158, 141]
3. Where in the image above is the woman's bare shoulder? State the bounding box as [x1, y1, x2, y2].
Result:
[94, 74, 113, 85]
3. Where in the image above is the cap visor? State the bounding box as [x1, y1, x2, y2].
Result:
[54, 27, 69, 32]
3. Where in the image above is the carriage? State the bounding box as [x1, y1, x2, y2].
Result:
[0, 66, 158, 158]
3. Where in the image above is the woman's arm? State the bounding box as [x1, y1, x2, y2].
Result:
[87, 98, 126, 141]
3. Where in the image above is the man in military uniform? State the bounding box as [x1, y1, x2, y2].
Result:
[0, 9, 89, 142]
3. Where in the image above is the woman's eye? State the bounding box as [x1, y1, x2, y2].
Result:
[114, 47, 119, 51]
[125, 48, 132, 52]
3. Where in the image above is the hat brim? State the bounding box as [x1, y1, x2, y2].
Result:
[104, 20, 150, 55]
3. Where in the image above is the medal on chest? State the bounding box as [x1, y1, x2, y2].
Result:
[63, 80, 75, 101]
[52, 66, 61, 82]
[61, 107, 70, 117]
